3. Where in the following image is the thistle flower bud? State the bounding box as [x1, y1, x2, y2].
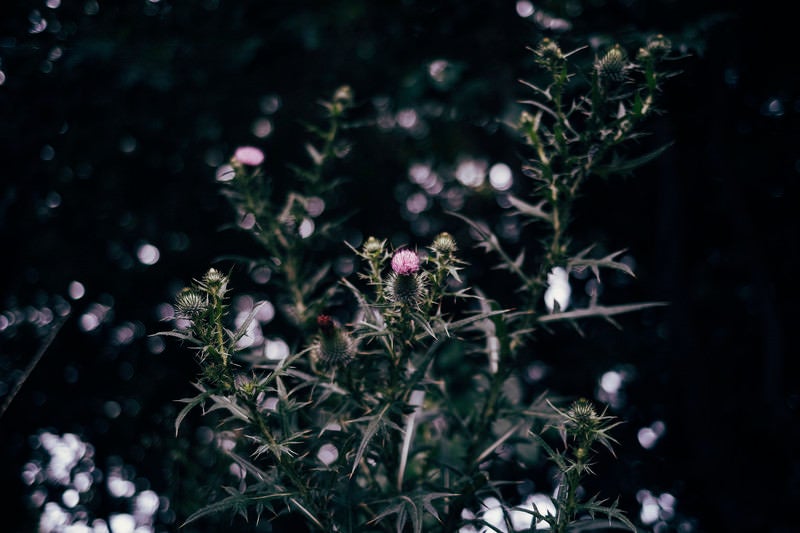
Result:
[645, 34, 672, 60]
[596, 44, 628, 83]
[391, 249, 420, 275]
[175, 287, 207, 317]
[314, 314, 356, 367]
[534, 38, 564, 68]
[431, 232, 457, 255]
[234, 374, 258, 398]
[567, 398, 599, 430]
[362, 236, 385, 256]
[385, 271, 427, 307]
[203, 268, 227, 287]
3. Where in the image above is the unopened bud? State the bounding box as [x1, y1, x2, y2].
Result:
[314, 315, 356, 367]
[596, 44, 628, 83]
[175, 287, 207, 317]
[534, 38, 564, 68]
[431, 232, 457, 255]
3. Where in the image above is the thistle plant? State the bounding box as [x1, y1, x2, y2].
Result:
[158, 34, 679, 532]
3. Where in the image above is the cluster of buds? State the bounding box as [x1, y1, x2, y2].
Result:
[174, 268, 229, 319]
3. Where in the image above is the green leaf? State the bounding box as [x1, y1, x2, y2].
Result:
[229, 301, 266, 345]
[537, 301, 668, 326]
[568, 247, 636, 281]
[152, 330, 203, 345]
[506, 194, 552, 223]
[349, 402, 393, 478]
[174, 386, 212, 436]
[289, 497, 325, 530]
[181, 488, 291, 527]
[594, 142, 674, 177]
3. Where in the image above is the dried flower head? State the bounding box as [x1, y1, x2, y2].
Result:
[391, 249, 420, 275]
[232, 146, 265, 167]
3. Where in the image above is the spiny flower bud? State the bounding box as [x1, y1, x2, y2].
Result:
[567, 398, 599, 430]
[596, 44, 628, 83]
[645, 34, 672, 59]
[431, 232, 457, 255]
[200, 268, 228, 299]
[203, 268, 227, 287]
[362, 236, 385, 256]
[391, 249, 420, 275]
[385, 271, 427, 307]
[534, 38, 564, 68]
[314, 314, 356, 367]
[234, 374, 258, 398]
[175, 287, 207, 317]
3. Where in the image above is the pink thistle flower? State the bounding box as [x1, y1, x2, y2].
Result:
[232, 146, 265, 166]
[391, 249, 420, 275]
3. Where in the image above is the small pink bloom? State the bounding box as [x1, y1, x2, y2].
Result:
[233, 146, 265, 166]
[391, 249, 420, 275]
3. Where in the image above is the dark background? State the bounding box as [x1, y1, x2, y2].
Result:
[1, 1, 797, 532]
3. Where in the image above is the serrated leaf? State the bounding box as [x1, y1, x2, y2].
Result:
[224, 450, 273, 483]
[174, 388, 212, 436]
[537, 301, 668, 324]
[594, 142, 674, 177]
[506, 194, 552, 223]
[153, 330, 203, 345]
[568, 248, 635, 281]
[181, 489, 291, 527]
[289, 497, 325, 529]
[350, 402, 392, 478]
[229, 301, 266, 345]
[207, 394, 251, 422]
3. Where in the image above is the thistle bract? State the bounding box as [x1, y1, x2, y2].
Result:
[385, 271, 427, 307]
[314, 314, 356, 367]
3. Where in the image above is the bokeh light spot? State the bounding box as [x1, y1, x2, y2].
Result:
[317, 443, 339, 466]
[136, 243, 160, 265]
[68, 281, 85, 300]
[489, 163, 513, 191]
